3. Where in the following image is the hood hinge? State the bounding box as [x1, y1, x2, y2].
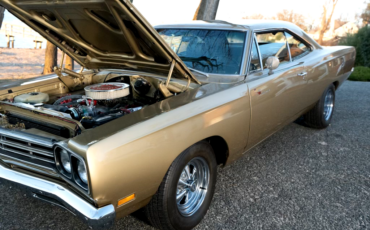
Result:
[54, 52, 85, 81]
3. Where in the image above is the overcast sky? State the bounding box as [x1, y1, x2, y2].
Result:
[1, 0, 366, 48]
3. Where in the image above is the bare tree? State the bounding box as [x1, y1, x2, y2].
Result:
[43, 41, 58, 75]
[193, 0, 220, 21]
[193, 3, 201, 20]
[243, 14, 266, 20]
[65, 55, 74, 70]
[275, 10, 307, 31]
[0, 7, 5, 29]
[334, 15, 348, 30]
[318, 0, 339, 45]
[361, 3, 370, 26]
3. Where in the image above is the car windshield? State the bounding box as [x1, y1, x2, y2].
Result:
[157, 29, 246, 75]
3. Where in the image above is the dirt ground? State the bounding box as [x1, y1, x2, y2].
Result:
[0, 48, 80, 80]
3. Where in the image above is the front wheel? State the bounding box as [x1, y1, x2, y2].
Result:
[304, 84, 336, 129]
[145, 142, 217, 230]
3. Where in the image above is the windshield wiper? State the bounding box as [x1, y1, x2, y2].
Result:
[187, 67, 210, 78]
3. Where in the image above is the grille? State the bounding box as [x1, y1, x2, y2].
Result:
[0, 128, 56, 169]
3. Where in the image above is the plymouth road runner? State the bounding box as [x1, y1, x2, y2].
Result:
[0, 0, 355, 229]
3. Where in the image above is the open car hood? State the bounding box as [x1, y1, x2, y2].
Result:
[1, 0, 199, 83]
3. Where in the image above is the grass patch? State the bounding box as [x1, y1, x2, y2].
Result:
[349, 66, 370, 81]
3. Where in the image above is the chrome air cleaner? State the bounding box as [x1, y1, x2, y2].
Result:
[84, 83, 130, 100]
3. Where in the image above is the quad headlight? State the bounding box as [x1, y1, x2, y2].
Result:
[55, 146, 89, 192]
[60, 149, 71, 173]
[77, 160, 88, 184]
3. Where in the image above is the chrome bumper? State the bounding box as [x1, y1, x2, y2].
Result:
[0, 163, 115, 229]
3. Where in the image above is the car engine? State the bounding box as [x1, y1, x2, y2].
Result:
[0, 75, 188, 138]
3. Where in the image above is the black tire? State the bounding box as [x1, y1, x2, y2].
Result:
[304, 84, 336, 129]
[145, 141, 217, 230]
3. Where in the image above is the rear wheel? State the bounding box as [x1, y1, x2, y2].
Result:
[145, 142, 217, 230]
[304, 84, 336, 129]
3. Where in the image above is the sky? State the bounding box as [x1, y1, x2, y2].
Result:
[0, 0, 366, 48]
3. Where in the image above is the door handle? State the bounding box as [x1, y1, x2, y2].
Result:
[298, 72, 308, 79]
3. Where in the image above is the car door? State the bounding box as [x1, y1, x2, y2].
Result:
[246, 31, 309, 149]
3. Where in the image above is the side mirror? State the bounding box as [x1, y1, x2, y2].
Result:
[266, 56, 280, 75]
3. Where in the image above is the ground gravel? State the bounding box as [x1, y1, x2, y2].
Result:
[0, 81, 369, 230]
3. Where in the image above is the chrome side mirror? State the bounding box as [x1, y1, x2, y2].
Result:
[266, 56, 280, 75]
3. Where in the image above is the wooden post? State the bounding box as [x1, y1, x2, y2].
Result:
[65, 55, 74, 70]
[39, 41, 42, 49]
[43, 41, 58, 74]
[6, 35, 9, 48]
[11, 36, 14, 48]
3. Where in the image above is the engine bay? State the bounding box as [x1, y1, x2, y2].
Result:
[0, 73, 192, 138]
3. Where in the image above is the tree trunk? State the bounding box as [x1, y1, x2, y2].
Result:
[193, 2, 201, 20]
[318, 0, 339, 45]
[0, 7, 5, 29]
[318, 6, 327, 45]
[65, 55, 74, 70]
[194, 0, 220, 21]
[43, 41, 58, 75]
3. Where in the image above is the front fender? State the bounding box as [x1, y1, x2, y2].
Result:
[78, 82, 251, 216]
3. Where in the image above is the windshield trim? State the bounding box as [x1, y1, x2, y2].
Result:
[156, 27, 249, 76]
[188, 67, 210, 78]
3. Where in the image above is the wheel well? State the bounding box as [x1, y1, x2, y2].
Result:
[205, 136, 229, 166]
[333, 81, 339, 90]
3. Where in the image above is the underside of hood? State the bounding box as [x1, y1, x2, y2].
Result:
[1, 0, 199, 83]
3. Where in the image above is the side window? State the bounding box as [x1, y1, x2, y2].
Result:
[285, 32, 311, 61]
[256, 31, 290, 68]
[250, 37, 261, 72]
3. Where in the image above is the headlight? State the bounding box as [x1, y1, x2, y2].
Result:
[55, 145, 89, 192]
[60, 149, 71, 173]
[77, 160, 88, 184]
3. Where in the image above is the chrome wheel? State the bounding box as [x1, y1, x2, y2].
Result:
[323, 88, 334, 121]
[176, 157, 210, 217]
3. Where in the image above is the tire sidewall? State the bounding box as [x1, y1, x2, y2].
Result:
[319, 85, 336, 127]
[166, 142, 217, 230]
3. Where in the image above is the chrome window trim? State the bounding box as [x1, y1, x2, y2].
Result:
[246, 34, 264, 75]
[253, 28, 315, 51]
[240, 31, 249, 75]
[255, 33, 264, 71]
[155, 26, 248, 32]
[253, 28, 313, 74]
[285, 32, 293, 63]
[284, 31, 312, 62]
[245, 30, 253, 75]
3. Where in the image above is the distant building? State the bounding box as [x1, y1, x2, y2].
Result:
[307, 21, 359, 43]
[333, 22, 359, 37]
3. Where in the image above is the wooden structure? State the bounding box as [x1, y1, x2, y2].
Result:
[33, 40, 43, 49]
[5, 35, 15, 48]
[0, 23, 46, 48]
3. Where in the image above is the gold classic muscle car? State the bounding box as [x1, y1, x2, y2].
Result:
[0, 0, 355, 229]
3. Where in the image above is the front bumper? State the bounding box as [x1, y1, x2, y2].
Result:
[0, 163, 115, 229]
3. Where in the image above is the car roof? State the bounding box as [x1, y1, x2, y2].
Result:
[156, 20, 299, 30]
[155, 20, 321, 49]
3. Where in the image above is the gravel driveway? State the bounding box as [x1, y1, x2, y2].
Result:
[0, 81, 369, 230]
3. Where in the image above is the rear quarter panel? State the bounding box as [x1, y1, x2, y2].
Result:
[302, 46, 355, 108]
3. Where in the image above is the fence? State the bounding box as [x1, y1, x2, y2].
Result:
[0, 23, 46, 48]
